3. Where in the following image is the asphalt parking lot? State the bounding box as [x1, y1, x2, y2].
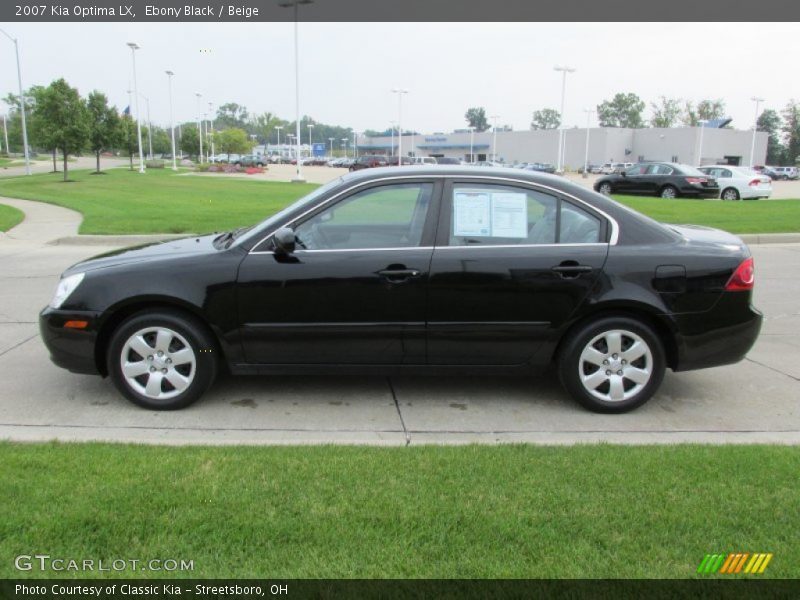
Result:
[1, 198, 798, 445]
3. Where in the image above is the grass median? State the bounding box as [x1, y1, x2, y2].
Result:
[0, 168, 799, 235]
[0, 203, 24, 231]
[0, 442, 796, 579]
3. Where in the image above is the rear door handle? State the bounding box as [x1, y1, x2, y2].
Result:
[552, 263, 593, 278]
[377, 268, 421, 281]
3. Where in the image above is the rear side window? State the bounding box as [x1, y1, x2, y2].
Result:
[447, 184, 602, 246]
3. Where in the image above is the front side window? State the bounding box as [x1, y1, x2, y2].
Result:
[448, 184, 602, 246]
[293, 183, 433, 250]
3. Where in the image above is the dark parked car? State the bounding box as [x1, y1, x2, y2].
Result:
[435, 157, 462, 165]
[594, 162, 720, 199]
[40, 166, 761, 413]
[385, 156, 415, 166]
[236, 155, 267, 167]
[525, 162, 557, 174]
[349, 155, 388, 171]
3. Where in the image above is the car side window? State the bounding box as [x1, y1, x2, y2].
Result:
[626, 165, 646, 176]
[447, 184, 602, 246]
[293, 183, 433, 250]
[721, 169, 732, 178]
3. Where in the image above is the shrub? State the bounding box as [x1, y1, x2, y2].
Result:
[145, 159, 165, 169]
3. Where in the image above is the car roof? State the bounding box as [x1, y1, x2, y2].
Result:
[339, 165, 569, 185]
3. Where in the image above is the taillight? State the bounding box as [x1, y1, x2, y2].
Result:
[748, 179, 761, 187]
[686, 177, 708, 185]
[725, 257, 754, 291]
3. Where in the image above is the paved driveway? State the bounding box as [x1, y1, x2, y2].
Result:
[1, 197, 798, 445]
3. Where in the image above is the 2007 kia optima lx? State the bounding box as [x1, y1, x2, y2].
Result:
[40, 166, 762, 413]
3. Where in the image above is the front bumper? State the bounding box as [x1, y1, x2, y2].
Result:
[39, 307, 102, 375]
[672, 294, 763, 372]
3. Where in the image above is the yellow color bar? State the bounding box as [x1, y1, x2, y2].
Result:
[757, 553, 773, 574]
[744, 554, 760, 573]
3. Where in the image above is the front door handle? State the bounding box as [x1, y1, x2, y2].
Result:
[377, 268, 421, 282]
[552, 261, 593, 278]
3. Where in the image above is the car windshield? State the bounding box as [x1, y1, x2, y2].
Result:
[233, 177, 345, 248]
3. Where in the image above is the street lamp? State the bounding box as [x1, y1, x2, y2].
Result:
[275, 125, 283, 155]
[341, 138, 348, 158]
[194, 92, 203, 163]
[140, 93, 153, 159]
[279, 0, 313, 182]
[126, 42, 145, 173]
[749, 97, 764, 167]
[467, 126, 475, 163]
[389, 121, 396, 157]
[391, 88, 408, 165]
[696, 119, 708, 166]
[165, 70, 177, 171]
[582, 109, 594, 178]
[490, 115, 500, 162]
[554, 65, 576, 172]
[328, 137, 334, 157]
[353, 131, 358, 158]
[0, 29, 31, 175]
[208, 101, 215, 162]
[307, 123, 314, 147]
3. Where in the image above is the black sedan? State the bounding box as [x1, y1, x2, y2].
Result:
[594, 162, 720, 199]
[40, 166, 761, 413]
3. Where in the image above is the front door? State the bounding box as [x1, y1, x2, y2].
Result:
[236, 180, 441, 364]
[427, 180, 609, 365]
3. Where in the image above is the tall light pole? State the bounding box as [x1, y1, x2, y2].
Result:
[696, 119, 708, 166]
[208, 101, 215, 161]
[307, 123, 314, 146]
[194, 92, 203, 163]
[279, 0, 313, 182]
[126, 42, 145, 173]
[391, 88, 408, 165]
[341, 138, 348, 158]
[2, 113, 9, 156]
[554, 65, 576, 172]
[490, 115, 500, 162]
[275, 125, 283, 157]
[389, 121, 396, 157]
[1, 29, 31, 175]
[353, 131, 358, 158]
[165, 70, 177, 171]
[749, 97, 764, 167]
[140, 94, 153, 159]
[582, 109, 594, 178]
[328, 137, 334, 157]
[468, 126, 475, 163]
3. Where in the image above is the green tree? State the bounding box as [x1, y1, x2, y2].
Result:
[180, 123, 201, 159]
[530, 108, 561, 130]
[248, 112, 288, 145]
[597, 93, 645, 128]
[214, 128, 251, 155]
[650, 96, 682, 128]
[215, 102, 249, 130]
[682, 99, 726, 126]
[35, 79, 90, 181]
[782, 100, 800, 166]
[25, 85, 59, 171]
[757, 109, 784, 165]
[86, 91, 120, 174]
[118, 114, 137, 170]
[465, 107, 489, 132]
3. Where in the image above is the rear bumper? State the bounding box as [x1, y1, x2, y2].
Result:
[39, 307, 102, 375]
[672, 293, 762, 372]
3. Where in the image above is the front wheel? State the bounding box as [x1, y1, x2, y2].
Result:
[721, 187, 740, 201]
[597, 182, 612, 195]
[558, 317, 666, 413]
[107, 310, 218, 410]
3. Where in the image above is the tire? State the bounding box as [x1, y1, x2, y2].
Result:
[107, 309, 218, 410]
[558, 316, 666, 413]
[721, 187, 740, 201]
[659, 185, 678, 199]
[597, 182, 612, 195]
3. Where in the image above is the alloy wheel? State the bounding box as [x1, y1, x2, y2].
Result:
[119, 326, 197, 400]
[578, 329, 653, 403]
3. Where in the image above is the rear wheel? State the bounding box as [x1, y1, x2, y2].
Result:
[558, 317, 666, 413]
[721, 187, 740, 201]
[598, 182, 612, 195]
[108, 310, 218, 410]
[659, 185, 678, 199]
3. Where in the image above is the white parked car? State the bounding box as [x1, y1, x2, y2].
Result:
[770, 166, 798, 180]
[697, 165, 772, 200]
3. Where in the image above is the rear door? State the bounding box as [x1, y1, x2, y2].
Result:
[426, 179, 610, 365]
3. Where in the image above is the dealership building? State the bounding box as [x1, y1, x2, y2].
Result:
[356, 122, 768, 168]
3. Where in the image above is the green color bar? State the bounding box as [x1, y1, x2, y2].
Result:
[712, 554, 727, 573]
[697, 554, 712, 573]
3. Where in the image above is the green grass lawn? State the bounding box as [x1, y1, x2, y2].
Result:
[613, 195, 800, 234]
[0, 442, 796, 579]
[0, 203, 24, 231]
[0, 168, 317, 235]
[0, 168, 799, 235]
[0, 157, 24, 168]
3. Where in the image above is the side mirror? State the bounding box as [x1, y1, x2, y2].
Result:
[273, 227, 296, 254]
[620, 171, 627, 177]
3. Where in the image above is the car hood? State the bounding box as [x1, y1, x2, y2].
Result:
[63, 233, 222, 276]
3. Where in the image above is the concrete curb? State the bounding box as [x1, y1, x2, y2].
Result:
[49, 233, 195, 246]
[739, 233, 800, 245]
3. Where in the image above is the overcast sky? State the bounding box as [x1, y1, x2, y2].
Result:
[1, 22, 796, 134]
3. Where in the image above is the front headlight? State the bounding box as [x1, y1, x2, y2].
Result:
[49, 272, 85, 309]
